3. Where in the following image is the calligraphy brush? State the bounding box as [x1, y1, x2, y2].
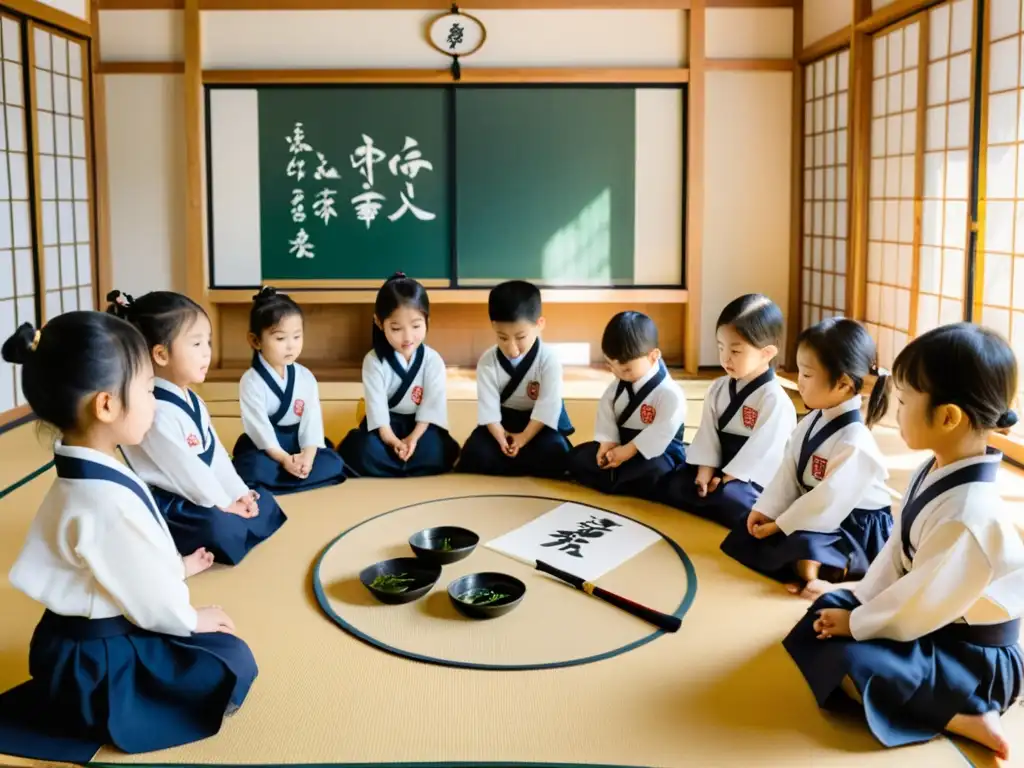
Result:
[535, 559, 682, 633]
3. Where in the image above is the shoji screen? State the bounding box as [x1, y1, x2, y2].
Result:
[978, 0, 1024, 432]
[864, 0, 975, 369]
[0, 15, 35, 414]
[30, 23, 93, 319]
[865, 20, 921, 369]
[801, 49, 851, 330]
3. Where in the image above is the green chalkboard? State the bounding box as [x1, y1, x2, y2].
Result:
[257, 88, 450, 281]
[455, 88, 636, 286]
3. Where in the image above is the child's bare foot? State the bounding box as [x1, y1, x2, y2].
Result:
[946, 711, 1010, 760]
[184, 547, 215, 577]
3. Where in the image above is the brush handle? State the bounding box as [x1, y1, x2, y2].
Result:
[535, 559, 682, 633]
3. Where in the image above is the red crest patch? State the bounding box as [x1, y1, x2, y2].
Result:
[742, 406, 758, 429]
[411, 385, 424, 405]
[640, 404, 656, 425]
[526, 380, 540, 401]
[811, 455, 828, 481]
[293, 399, 305, 417]
[186, 433, 200, 448]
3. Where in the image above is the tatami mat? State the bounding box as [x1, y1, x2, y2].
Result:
[3, 372, 1024, 766]
[0, 473, 1007, 767]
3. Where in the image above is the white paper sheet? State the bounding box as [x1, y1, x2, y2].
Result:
[485, 502, 662, 582]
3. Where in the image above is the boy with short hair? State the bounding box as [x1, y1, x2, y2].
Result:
[456, 280, 574, 478]
[567, 310, 686, 497]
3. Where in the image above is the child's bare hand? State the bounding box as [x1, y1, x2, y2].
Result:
[595, 441, 618, 467]
[695, 465, 716, 497]
[222, 500, 252, 517]
[392, 440, 409, 460]
[604, 443, 638, 469]
[746, 509, 774, 536]
[282, 454, 305, 478]
[813, 608, 852, 639]
[195, 606, 236, 634]
[298, 447, 316, 476]
[752, 520, 779, 539]
[183, 547, 214, 577]
[506, 432, 528, 457]
[401, 438, 418, 462]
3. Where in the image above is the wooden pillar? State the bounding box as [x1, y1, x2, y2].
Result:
[685, 0, 705, 374]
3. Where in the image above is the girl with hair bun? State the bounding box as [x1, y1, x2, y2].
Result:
[784, 322, 1024, 758]
[231, 286, 346, 493]
[0, 313, 256, 762]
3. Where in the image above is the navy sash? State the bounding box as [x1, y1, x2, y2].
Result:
[251, 359, 296, 426]
[796, 408, 862, 491]
[154, 387, 216, 466]
[717, 369, 775, 431]
[37, 609, 136, 640]
[900, 453, 1001, 564]
[54, 453, 162, 525]
[496, 342, 541, 403]
[383, 345, 425, 410]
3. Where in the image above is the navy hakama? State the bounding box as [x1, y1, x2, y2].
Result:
[231, 356, 345, 494]
[458, 406, 574, 478]
[719, 506, 893, 581]
[0, 611, 257, 762]
[149, 387, 286, 565]
[783, 589, 1024, 747]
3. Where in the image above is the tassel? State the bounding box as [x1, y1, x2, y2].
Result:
[451, 55, 461, 81]
[450, 2, 459, 13]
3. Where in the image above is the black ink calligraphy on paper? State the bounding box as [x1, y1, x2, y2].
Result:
[540, 515, 622, 558]
[447, 22, 465, 50]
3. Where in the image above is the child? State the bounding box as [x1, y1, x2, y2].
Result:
[567, 311, 686, 497]
[338, 273, 459, 476]
[0, 315, 256, 762]
[660, 294, 797, 528]
[232, 287, 346, 494]
[783, 323, 1024, 758]
[456, 280, 574, 478]
[719, 318, 893, 596]
[110, 290, 286, 565]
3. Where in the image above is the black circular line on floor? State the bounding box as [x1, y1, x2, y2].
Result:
[312, 493, 697, 671]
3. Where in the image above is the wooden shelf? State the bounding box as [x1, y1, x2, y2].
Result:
[208, 287, 689, 304]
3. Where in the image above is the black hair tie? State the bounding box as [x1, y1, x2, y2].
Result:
[997, 410, 1019, 429]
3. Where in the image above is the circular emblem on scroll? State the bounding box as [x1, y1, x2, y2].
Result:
[640, 404, 656, 425]
[411, 386, 424, 405]
[294, 399, 305, 417]
[427, 5, 486, 80]
[526, 381, 540, 401]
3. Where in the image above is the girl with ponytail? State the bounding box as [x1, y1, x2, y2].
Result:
[720, 317, 894, 597]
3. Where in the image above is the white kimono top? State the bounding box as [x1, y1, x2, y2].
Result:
[476, 340, 564, 430]
[9, 441, 198, 637]
[851, 450, 1024, 642]
[239, 354, 326, 452]
[594, 361, 687, 460]
[758, 396, 891, 534]
[686, 371, 798, 488]
[122, 378, 249, 510]
[362, 344, 449, 433]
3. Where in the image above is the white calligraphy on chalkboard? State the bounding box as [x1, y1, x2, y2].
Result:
[283, 122, 436, 254]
